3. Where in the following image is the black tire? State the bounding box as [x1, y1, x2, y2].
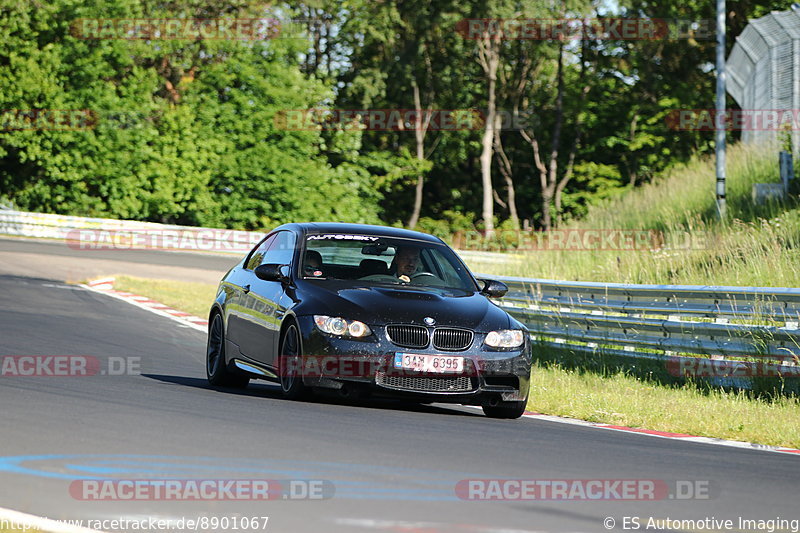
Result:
[482, 390, 529, 419]
[279, 323, 310, 400]
[207, 313, 249, 389]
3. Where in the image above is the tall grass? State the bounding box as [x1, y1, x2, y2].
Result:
[573, 141, 782, 231]
[471, 142, 800, 287]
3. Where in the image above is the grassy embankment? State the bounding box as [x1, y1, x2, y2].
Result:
[472, 141, 800, 287]
[474, 140, 800, 447]
[104, 142, 800, 447]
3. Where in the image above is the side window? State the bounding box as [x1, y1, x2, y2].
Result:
[427, 249, 465, 287]
[261, 231, 297, 267]
[245, 234, 277, 270]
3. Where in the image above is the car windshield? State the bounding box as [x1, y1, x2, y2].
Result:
[301, 233, 477, 291]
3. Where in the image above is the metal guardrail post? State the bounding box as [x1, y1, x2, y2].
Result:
[780, 150, 793, 195]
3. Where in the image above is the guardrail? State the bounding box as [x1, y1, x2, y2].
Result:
[487, 275, 800, 383]
[0, 209, 263, 254]
[2, 209, 798, 383]
[0, 209, 514, 263]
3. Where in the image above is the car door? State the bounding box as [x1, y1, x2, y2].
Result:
[237, 230, 297, 367]
[225, 233, 276, 353]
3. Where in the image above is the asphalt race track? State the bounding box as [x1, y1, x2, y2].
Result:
[1, 241, 799, 533]
[0, 237, 238, 284]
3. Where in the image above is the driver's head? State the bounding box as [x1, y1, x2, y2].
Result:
[304, 250, 322, 272]
[393, 246, 420, 276]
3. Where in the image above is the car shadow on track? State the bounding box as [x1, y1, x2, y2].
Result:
[140, 373, 482, 417]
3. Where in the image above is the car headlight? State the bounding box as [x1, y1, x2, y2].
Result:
[485, 329, 524, 348]
[314, 315, 372, 338]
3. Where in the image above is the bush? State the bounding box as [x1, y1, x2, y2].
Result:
[415, 210, 476, 243]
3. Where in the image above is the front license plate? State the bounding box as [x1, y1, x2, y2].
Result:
[393, 353, 464, 373]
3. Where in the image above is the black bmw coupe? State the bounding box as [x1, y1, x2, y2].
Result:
[206, 223, 531, 418]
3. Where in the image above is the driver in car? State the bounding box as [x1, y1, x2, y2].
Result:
[390, 246, 421, 283]
[304, 250, 324, 277]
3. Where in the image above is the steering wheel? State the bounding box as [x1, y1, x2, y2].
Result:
[410, 272, 438, 282]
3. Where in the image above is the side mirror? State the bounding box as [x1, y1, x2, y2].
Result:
[478, 278, 508, 298]
[255, 263, 290, 282]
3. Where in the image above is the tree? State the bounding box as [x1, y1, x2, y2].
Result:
[332, 0, 471, 228]
[0, 0, 387, 228]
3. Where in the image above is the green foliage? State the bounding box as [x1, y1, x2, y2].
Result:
[0, 0, 386, 229]
[560, 162, 627, 221]
[471, 142, 800, 288]
[0, 0, 795, 235]
[415, 210, 476, 242]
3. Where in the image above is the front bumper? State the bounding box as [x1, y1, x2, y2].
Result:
[295, 316, 532, 405]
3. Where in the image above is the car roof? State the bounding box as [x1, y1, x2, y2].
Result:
[274, 222, 444, 244]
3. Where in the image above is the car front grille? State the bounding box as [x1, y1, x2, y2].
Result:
[386, 325, 475, 351]
[376, 371, 474, 393]
[432, 328, 474, 351]
[386, 325, 429, 349]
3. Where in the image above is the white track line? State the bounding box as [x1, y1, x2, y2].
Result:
[0, 280, 209, 532]
[462, 406, 800, 456]
[81, 278, 207, 332]
[523, 411, 800, 455]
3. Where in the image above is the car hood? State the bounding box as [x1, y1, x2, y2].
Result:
[295, 281, 511, 330]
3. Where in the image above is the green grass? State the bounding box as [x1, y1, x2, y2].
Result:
[571, 140, 783, 230]
[470, 141, 800, 287]
[529, 361, 800, 448]
[112, 275, 217, 319]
